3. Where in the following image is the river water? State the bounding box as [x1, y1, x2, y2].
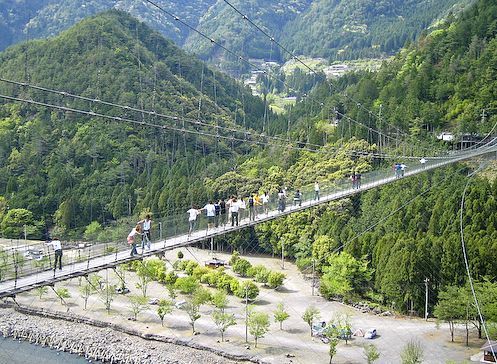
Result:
[0, 337, 97, 363]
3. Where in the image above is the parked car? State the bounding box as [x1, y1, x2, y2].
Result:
[175, 300, 187, 309]
[23, 249, 44, 261]
[364, 328, 377, 339]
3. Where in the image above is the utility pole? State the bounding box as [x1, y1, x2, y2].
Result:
[245, 287, 249, 343]
[311, 259, 315, 296]
[424, 278, 430, 321]
[378, 104, 383, 153]
[281, 241, 284, 269]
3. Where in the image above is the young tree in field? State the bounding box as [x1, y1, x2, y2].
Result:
[328, 337, 339, 364]
[302, 306, 320, 336]
[273, 303, 290, 330]
[183, 286, 211, 334]
[79, 274, 102, 310]
[157, 299, 174, 326]
[364, 344, 380, 364]
[400, 341, 423, 364]
[433, 285, 465, 342]
[267, 271, 286, 289]
[248, 311, 270, 347]
[135, 260, 154, 297]
[128, 295, 148, 320]
[212, 309, 236, 342]
[211, 289, 229, 313]
[235, 280, 259, 300]
[332, 312, 352, 344]
[55, 287, 71, 305]
[98, 282, 116, 314]
[233, 258, 252, 277]
[35, 286, 48, 300]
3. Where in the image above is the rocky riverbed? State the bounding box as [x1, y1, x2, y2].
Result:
[0, 305, 263, 364]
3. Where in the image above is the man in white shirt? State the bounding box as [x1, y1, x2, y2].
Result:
[314, 181, 320, 201]
[419, 157, 427, 169]
[138, 214, 152, 250]
[46, 237, 62, 270]
[230, 197, 241, 226]
[202, 201, 216, 229]
[187, 206, 200, 236]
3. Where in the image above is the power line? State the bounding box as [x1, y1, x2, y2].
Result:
[142, 0, 404, 148]
[0, 77, 323, 151]
[460, 166, 497, 362]
[0, 93, 321, 153]
[0, 86, 435, 159]
[220, 0, 410, 139]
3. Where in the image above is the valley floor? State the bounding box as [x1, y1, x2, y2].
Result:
[3, 248, 484, 364]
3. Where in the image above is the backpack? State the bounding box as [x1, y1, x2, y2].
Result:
[248, 196, 254, 207]
[214, 204, 221, 215]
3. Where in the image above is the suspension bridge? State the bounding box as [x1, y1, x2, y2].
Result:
[0, 139, 496, 299]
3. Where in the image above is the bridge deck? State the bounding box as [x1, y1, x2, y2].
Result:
[1, 145, 495, 298]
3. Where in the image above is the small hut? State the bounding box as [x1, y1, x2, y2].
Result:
[481, 341, 497, 363]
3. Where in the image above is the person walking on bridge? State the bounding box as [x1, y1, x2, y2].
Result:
[187, 205, 200, 236]
[202, 201, 216, 230]
[127, 225, 142, 257]
[230, 197, 241, 226]
[314, 181, 320, 201]
[261, 192, 269, 215]
[46, 237, 63, 270]
[138, 214, 152, 251]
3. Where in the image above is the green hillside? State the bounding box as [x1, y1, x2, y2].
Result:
[207, 0, 497, 317]
[0, 0, 216, 51]
[282, 0, 474, 60]
[1, 0, 474, 72]
[0, 10, 266, 237]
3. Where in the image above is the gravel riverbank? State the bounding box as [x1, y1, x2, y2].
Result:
[0, 305, 264, 364]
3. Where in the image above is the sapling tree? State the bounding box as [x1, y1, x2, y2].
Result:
[128, 295, 148, 320]
[273, 302, 290, 330]
[98, 282, 116, 314]
[55, 287, 71, 305]
[183, 287, 211, 334]
[400, 341, 423, 364]
[157, 299, 174, 326]
[212, 310, 236, 342]
[364, 344, 381, 364]
[35, 286, 48, 300]
[248, 311, 270, 348]
[79, 274, 102, 310]
[302, 306, 320, 336]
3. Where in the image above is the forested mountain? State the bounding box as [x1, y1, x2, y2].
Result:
[183, 0, 311, 74]
[282, 0, 473, 60]
[207, 0, 497, 315]
[0, 0, 216, 51]
[0, 10, 266, 236]
[0, 0, 473, 72]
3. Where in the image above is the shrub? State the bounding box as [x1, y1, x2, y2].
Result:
[267, 271, 286, 289]
[217, 274, 237, 293]
[229, 250, 240, 266]
[185, 260, 200, 275]
[233, 259, 252, 277]
[174, 276, 200, 294]
[296, 257, 312, 272]
[235, 280, 259, 300]
[192, 266, 210, 281]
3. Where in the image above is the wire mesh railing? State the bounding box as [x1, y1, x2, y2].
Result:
[0, 142, 496, 293]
